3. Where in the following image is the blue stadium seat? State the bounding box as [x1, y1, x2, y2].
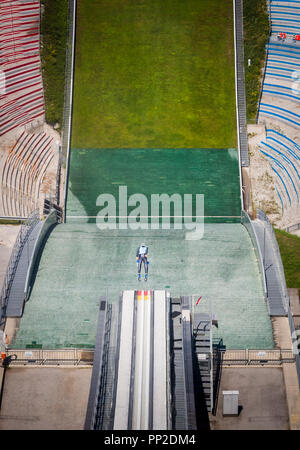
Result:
[266, 128, 300, 152]
[261, 141, 300, 194]
[262, 89, 300, 102]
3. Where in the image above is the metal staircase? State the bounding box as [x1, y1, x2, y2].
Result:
[170, 297, 187, 430]
[235, 0, 249, 167]
[193, 312, 213, 413]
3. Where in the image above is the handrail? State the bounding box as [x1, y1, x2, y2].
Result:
[257, 209, 290, 310]
[241, 210, 268, 300]
[23, 210, 58, 302]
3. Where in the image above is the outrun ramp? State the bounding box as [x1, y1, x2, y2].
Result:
[113, 290, 169, 430]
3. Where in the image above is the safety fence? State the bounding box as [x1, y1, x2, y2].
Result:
[222, 348, 295, 366]
[4, 348, 94, 366]
[284, 222, 300, 234]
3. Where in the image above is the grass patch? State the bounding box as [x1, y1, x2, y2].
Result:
[243, 0, 270, 121]
[72, 0, 236, 149]
[40, 0, 68, 129]
[275, 228, 300, 288]
[0, 220, 24, 225]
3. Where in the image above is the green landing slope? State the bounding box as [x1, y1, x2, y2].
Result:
[72, 0, 236, 148]
[66, 148, 241, 222]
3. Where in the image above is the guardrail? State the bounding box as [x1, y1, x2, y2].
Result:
[23, 210, 58, 302]
[241, 210, 268, 302]
[4, 348, 94, 366]
[0, 209, 40, 326]
[222, 349, 295, 365]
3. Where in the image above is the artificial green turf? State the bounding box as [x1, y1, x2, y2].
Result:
[72, 0, 236, 149]
[11, 223, 273, 349]
[66, 147, 241, 221]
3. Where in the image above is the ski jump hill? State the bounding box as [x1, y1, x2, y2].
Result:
[9, 0, 274, 352]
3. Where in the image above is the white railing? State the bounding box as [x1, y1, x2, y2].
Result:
[5, 348, 94, 366]
[222, 348, 295, 365]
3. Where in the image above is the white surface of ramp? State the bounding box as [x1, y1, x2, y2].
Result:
[113, 290, 169, 430]
[153, 290, 168, 429]
[113, 290, 135, 430]
[132, 290, 152, 429]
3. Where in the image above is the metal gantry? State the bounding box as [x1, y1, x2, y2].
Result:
[85, 290, 217, 430]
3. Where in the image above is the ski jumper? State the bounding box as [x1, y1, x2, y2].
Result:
[136, 245, 149, 275]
